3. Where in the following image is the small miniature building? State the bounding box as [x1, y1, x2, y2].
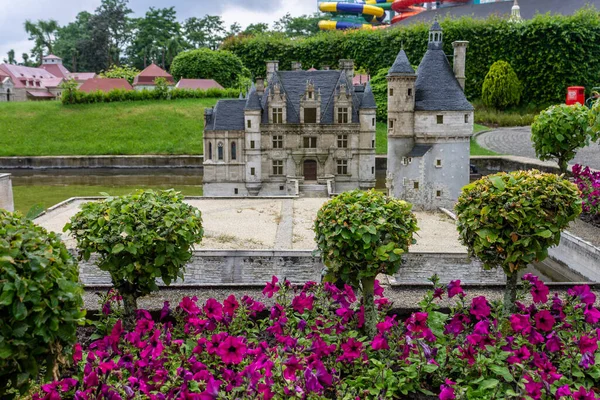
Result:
[176, 79, 224, 90]
[133, 63, 175, 91]
[79, 78, 133, 93]
[203, 60, 377, 197]
[386, 21, 473, 210]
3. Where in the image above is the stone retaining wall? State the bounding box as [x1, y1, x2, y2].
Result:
[0, 173, 14, 211]
[78, 250, 501, 286]
[549, 232, 600, 282]
[0, 155, 204, 169]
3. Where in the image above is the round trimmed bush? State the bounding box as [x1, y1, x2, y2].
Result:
[170, 48, 251, 89]
[65, 190, 203, 329]
[455, 170, 581, 312]
[313, 189, 418, 337]
[0, 210, 84, 396]
[481, 60, 522, 110]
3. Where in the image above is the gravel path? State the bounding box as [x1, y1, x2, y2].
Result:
[476, 126, 600, 170]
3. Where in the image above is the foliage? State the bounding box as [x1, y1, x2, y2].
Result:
[58, 79, 80, 105]
[33, 276, 600, 399]
[481, 60, 522, 110]
[474, 101, 539, 127]
[24, 19, 59, 62]
[60, 85, 238, 105]
[170, 48, 250, 89]
[589, 98, 600, 137]
[455, 170, 581, 312]
[65, 190, 203, 326]
[0, 210, 85, 397]
[314, 189, 418, 337]
[184, 15, 226, 50]
[531, 104, 596, 173]
[273, 12, 322, 37]
[223, 9, 600, 106]
[369, 67, 389, 121]
[153, 77, 171, 100]
[99, 64, 141, 84]
[572, 164, 600, 216]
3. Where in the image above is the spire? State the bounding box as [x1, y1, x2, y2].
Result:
[510, 0, 522, 22]
[388, 49, 415, 76]
[428, 18, 443, 50]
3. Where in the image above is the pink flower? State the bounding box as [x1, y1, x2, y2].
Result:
[160, 301, 170, 321]
[203, 298, 223, 321]
[283, 356, 302, 381]
[531, 281, 549, 303]
[263, 276, 279, 298]
[337, 337, 363, 363]
[524, 379, 543, 400]
[73, 343, 82, 363]
[374, 280, 384, 296]
[534, 310, 555, 332]
[433, 288, 444, 300]
[546, 331, 562, 353]
[217, 336, 247, 364]
[584, 306, 600, 324]
[223, 295, 239, 317]
[579, 335, 598, 354]
[140, 329, 164, 360]
[572, 386, 596, 400]
[291, 292, 314, 314]
[470, 296, 490, 320]
[371, 334, 389, 350]
[556, 385, 571, 398]
[447, 280, 464, 298]
[406, 312, 429, 333]
[179, 296, 200, 315]
[568, 285, 596, 306]
[510, 314, 531, 334]
[439, 385, 456, 400]
[507, 345, 531, 364]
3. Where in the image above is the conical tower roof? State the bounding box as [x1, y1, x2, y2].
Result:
[388, 49, 415, 76]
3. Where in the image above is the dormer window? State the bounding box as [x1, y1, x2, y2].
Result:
[308, 91, 313, 100]
[304, 108, 317, 123]
[337, 107, 348, 124]
[272, 108, 283, 124]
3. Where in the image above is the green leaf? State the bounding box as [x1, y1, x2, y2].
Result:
[489, 365, 513, 382]
[489, 175, 505, 190]
[13, 302, 27, 321]
[535, 230, 553, 238]
[112, 244, 125, 254]
[0, 290, 14, 306]
[479, 379, 499, 390]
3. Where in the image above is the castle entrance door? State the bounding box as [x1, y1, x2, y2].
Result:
[303, 160, 317, 181]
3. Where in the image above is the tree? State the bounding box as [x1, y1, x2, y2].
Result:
[3, 50, 16, 64]
[20, 53, 36, 67]
[531, 104, 596, 174]
[24, 19, 59, 62]
[313, 190, 418, 338]
[66, 190, 203, 329]
[170, 48, 251, 89]
[53, 12, 93, 72]
[369, 67, 389, 121]
[184, 15, 225, 50]
[243, 23, 270, 36]
[94, 0, 133, 67]
[0, 210, 85, 397]
[274, 13, 321, 37]
[228, 22, 242, 37]
[99, 64, 140, 84]
[481, 60, 522, 110]
[455, 170, 581, 314]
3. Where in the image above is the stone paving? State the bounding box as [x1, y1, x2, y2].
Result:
[476, 126, 600, 170]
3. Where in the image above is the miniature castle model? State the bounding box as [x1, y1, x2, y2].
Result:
[203, 60, 377, 196]
[386, 21, 473, 210]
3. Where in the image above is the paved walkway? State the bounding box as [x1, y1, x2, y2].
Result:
[476, 126, 600, 170]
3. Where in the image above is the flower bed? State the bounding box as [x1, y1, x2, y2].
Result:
[33, 276, 600, 399]
[573, 164, 600, 229]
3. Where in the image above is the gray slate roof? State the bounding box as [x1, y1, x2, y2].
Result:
[408, 144, 432, 157]
[393, 0, 600, 25]
[361, 82, 377, 109]
[205, 99, 247, 131]
[388, 49, 416, 76]
[414, 48, 473, 112]
[245, 83, 261, 110]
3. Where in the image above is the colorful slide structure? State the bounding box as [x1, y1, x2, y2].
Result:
[318, 0, 470, 30]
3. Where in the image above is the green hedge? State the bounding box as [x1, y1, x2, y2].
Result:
[62, 87, 240, 105]
[223, 9, 600, 106]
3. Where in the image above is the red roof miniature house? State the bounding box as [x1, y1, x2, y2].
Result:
[133, 63, 175, 90]
[79, 78, 133, 93]
[353, 74, 370, 86]
[176, 79, 224, 90]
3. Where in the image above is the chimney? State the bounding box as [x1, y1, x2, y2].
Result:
[255, 77, 265, 96]
[266, 60, 279, 83]
[452, 41, 468, 91]
[321, 65, 330, 70]
[338, 59, 354, 83]
[291, 61, 302, 71]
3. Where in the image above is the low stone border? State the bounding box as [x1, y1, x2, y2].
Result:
[0, 155, 204, 169]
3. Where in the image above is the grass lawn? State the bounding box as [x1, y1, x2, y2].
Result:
[376, 122, 494, 155]
[13, 185, 203, 215]
[473, 101, 542, 127]
[0, 99, 218, 156]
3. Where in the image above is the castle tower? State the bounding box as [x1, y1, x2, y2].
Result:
[386, 48, 417, 195]
[510, 0, 522, 22]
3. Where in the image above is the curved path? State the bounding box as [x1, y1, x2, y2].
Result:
[476, 126, 600, 170]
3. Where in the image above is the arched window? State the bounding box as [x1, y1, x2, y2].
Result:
[208, 142, 213, 160]
[231, 142, 237, 160]
[218, 142, 224, 160]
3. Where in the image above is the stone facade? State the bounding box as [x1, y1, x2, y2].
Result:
[386, 21, 474, 210]
[0, 174, 14, 212]
[203, 60, 377, 196]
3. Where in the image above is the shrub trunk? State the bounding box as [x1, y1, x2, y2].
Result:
[361, 276, 377, 339]
[503, 272, 518, 315]
[121, 291, 138, 331]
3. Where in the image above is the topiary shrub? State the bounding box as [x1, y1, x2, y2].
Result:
[0, 209, 84, 397]
[100, 64, 141, 85]
[369, 67, 389, 121]
[531, 103, 596, 174]
[313, 189, 418, 337]
[455, 170, 581, 314]
[481, 60, 522, 110]
[170, 48, 251, 89]
[65, 190, 203, 329]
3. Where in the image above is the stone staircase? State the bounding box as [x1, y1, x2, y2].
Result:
[299, 183, 328, 198]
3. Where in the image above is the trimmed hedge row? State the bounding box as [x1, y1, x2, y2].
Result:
[222, 9, 600, 106]
[61, 87, 241, 105]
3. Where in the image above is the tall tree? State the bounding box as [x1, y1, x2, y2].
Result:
[53, 12, 93, 72]
[274, 13, 321, 37]
[243, 23, 270, 35]
[3, 50, 16, 64]
[94, 0, 133, 66]
[184, 15, 225, 50]
[24, 19, 59, 62]
[21, 53, 37, 67]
